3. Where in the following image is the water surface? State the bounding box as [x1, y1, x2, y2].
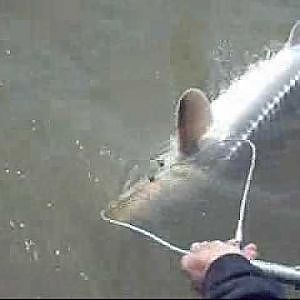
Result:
[0, 0, 300, 297]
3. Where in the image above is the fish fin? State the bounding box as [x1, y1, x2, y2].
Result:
[287, 20, 300, 47]
[176, 88, 212, 157]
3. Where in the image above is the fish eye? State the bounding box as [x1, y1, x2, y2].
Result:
[157, 160, 164, 167]
[148, 175, 155, 182]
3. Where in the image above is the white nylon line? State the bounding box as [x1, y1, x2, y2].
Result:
[100, 210, 189, 255]
[231, 140, 256, 243]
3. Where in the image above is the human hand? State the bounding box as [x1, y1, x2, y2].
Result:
[181, 240, 258, 282]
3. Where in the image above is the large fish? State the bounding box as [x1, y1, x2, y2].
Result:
[109, 21, 300, 220]
[104, 21, 300, 286]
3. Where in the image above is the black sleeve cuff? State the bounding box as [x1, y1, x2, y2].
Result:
[200, 254, 284, 299]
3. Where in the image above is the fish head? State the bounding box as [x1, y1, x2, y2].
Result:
[106, 20, 300, 243]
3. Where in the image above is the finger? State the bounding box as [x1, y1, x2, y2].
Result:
[226, 239, 241, 248]
[243, 243, 257, 252]
[242, 249, 258, 260]
[181, 254, 199, 271]
[181, 254, 206, 282]
[242, 244, 258, 260]
[210, 240, 224, 248]
[190, 242, 201, 252]
[190, 241, 208, 252]
[181, 255, 190, 271]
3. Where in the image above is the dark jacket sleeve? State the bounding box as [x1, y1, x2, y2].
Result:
[200, 254, 285, 299]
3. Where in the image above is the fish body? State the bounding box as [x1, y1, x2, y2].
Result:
[108, 21, 300, 227]
[103, 21, 300, 289]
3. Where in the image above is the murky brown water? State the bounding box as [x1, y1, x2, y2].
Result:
[0, 0, 300, 297]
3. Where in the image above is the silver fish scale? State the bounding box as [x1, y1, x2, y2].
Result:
[228, 69, 300, 159]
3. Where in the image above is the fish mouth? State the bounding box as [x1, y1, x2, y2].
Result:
[108, 156, 204, 220]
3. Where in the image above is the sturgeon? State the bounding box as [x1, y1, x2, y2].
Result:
[104, 21, 300, 287]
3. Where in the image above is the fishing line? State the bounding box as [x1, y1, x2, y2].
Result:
[100, 139, 256, 254]
[232, 140, 256, 243]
